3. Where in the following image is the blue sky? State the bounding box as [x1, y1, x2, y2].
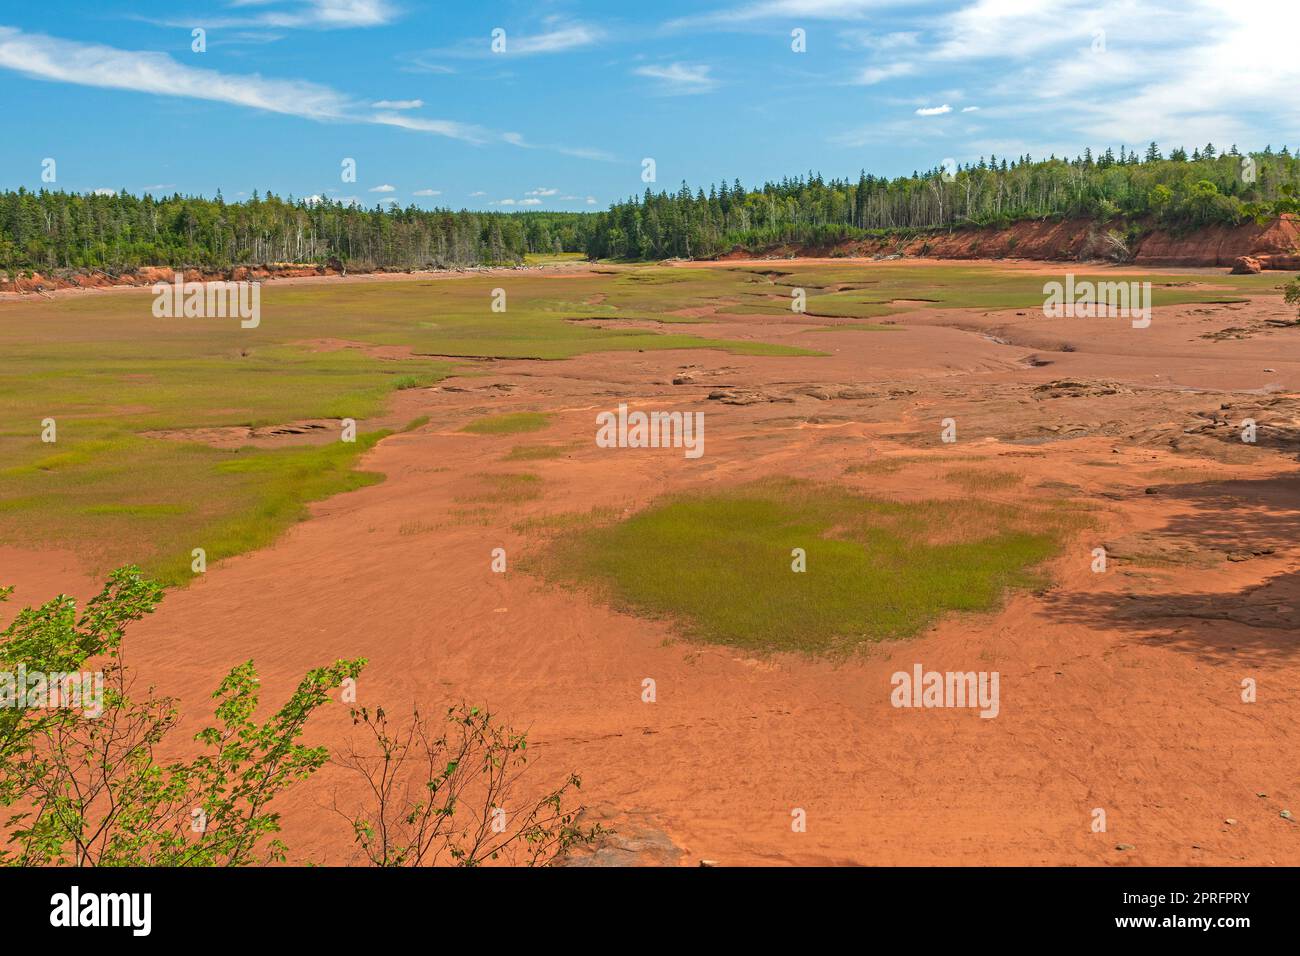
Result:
[0, 1, 1296, 211]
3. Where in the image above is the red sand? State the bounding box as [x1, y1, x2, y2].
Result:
[3, 265, 1299, 865]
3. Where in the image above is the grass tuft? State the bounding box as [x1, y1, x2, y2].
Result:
[460, 412, 552, 436]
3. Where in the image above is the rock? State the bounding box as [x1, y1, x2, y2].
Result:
[1230, 255, 1263, 275]
[557, 815, 686, 867]
[1032, 379, 1125, 400]
[1115, 843, 1135, 851]
[1282, 810, 1294, 821]
[706, 388, 793, 406]
[1225, 818, 1238, 825]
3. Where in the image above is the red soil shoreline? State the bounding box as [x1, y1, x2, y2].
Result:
[0, 259, 607, 298]
[707, 214, 1300, 271]
[4, 215, 1295, 300]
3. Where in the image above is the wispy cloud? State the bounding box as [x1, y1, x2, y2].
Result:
[371, 98, 422, 110]
[634, 62, 716, 95]
[915, 104, 951, 116]
[397, 57, 457, 75]
[368, 184, 396, 192]
[855, 61, 914, 85]
[506, 23, 605, 55]
[368, 111, 493, 144]
[412, 188, 441, 197]
[826, 0, 1300, 160]
[0, 25, 609, 158]
[667, 0, 903, 30]
[491, 133, 618, 163]
[181, 0, 398, 29]
[0, 25, 352, 120]
[430, 21, 605, 58]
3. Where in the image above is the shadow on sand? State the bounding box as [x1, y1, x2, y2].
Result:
[1046, 473, 1300, 666]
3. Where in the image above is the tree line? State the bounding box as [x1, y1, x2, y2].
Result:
[0, 189, 593, 276]
[5, 144, 1299, 275]
[584, 144, 1300, 260]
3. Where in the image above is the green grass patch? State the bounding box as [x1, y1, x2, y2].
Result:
[534, 479, 1067, 653]
[503, 443, 574, 461]
[455, 472, 542, 505]
[942, 468, 1025, 492]
[460, 412, 552, 435]
[810, 323, 901, 333]
[843, 456, 936, 476]
[4, 260, 1240, 583]
[512, 507, 622, 536]
[82, 503, 191, 518]
[147, 431, 390, 585]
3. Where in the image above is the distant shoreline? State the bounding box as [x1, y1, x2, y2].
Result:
[0, 259, 610, 302]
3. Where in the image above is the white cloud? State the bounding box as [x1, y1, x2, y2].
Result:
[367, 111, 494, 144]
[0, 25, 502, 146]
[0, 25, 618, 164]
[667, 0, 902, 30]
[178, 0, 398, 29]
[432, 22, 605, 58]
[634, 62, 717, 95]
[507, 23, 605, 55]
[549, 144, 618, 162]
[469, 190, 486, 197]
[412, 188, 442, 197]
[834, 0, 1300, 155]
[847, 30, 920, 51]
[369, 184, 396, 192]
[92, 187, 116, 196]
[492, 197, 544, 206]
[855, 61, 914, 85]
[915, 104, 951, 116]
[0, 26, 352, 120]
[371, 98, 423, 110]
[0, 25, 611, 160]
[399, 57, 457, 75]
[526, 187, 559, 196]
